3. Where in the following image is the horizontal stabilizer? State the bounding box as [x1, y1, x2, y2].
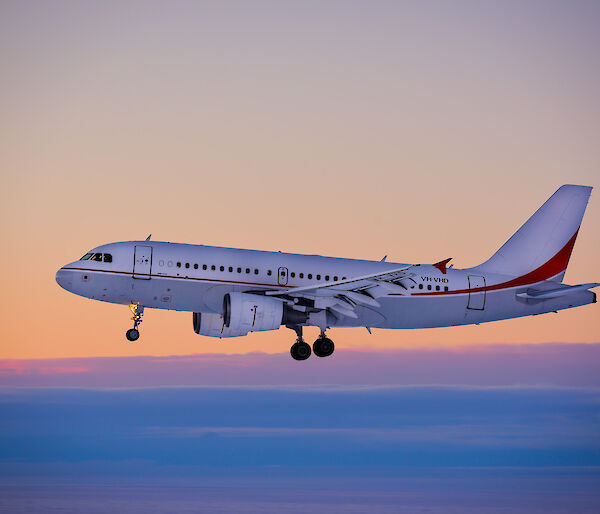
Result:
[516, 283, 599, 300]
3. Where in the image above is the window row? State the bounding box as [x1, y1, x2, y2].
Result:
[80, 252, 112, 263]
[418, 283, 448, 291]
[288, 271, 345, 281]
[171, 261, 346, 282]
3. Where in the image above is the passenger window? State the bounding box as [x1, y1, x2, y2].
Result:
[427, 284, 432, 290]
[229, 266, 233, 272]
[194, 264, 198, 269]
[254, 269, 259, 275]
[419, 284, 423, 290]
[80, 253, 93, 260]
[316, 274, 321, 280]
[103, 254, 112, 263]
[220, 266, 224, 272]
[308, 274, 313, 279]
[299, 273, 304, 279]
[203, 264, 207, 270]
[211, 265, 216, 271]
[444, 286, 449, 291]
[436, 285, 440, 291]
[342, 276, 347, 280]
[334, 276, 338, 281]
[246, 268, 250, 274]
[237, 267, 242, 273]
[291, 272, 296, 278]
[325, 275, 330, 281]
[176, 262, 182, 268]
[185, 263, 190, 269]
[267, 270, 272, 276]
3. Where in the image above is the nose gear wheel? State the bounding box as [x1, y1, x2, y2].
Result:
[126, 304, 144, 342]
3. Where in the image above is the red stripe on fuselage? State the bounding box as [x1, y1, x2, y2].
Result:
[413, 229, 579, 296]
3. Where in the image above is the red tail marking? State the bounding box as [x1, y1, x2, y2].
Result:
[415, 229, 580, 296]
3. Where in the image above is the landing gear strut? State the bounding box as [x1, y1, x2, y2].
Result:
[289, 325, 311, 361]
[287, 326, 335, 360]
[126, 304, 144, 342]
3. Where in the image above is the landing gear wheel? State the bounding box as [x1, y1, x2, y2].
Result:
[126, 328, 140, 342]
[125, 304, 144, 342]
[290, 341, 311, 361]
[313, 337, 335, 357]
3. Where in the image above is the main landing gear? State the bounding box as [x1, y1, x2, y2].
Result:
[126, 304, 144, 342]
[289, 327, 335, 361]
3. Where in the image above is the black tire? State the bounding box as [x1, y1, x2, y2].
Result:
[126, 328, 140, 341]
[313, 337, 335, 357]
[290, 341, 311, 361]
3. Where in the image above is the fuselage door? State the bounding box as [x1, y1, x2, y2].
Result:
[133, 245, 152, 279]
[467, 275, 486, 310]
[277, 267, 289, 286]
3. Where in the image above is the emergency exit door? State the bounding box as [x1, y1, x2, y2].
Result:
[467, 275, 486, 310]
[133, 245, 152, 279]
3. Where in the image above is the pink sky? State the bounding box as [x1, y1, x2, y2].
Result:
[2, 343, 599, 387]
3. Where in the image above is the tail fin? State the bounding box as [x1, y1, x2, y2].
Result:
[473, 184, 592, 281]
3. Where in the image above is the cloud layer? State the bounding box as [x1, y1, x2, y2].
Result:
[2, 385, 600, 469]
[2, 343, 600, 388]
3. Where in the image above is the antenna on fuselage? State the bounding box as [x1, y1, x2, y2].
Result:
[380, 255, 387, 262]
[145, 234, 152, 241]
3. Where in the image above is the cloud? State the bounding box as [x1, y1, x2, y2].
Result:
[1, 386, 600, 469]
[1, 343, 600, 388]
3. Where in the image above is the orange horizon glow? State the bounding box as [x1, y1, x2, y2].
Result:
[1, 2, 598, 359]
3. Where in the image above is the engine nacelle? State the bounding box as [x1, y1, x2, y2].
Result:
[192, 312, 249, 338]
[223, 292, 283, 333]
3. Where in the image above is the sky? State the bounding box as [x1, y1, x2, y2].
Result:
[1, 0, 599, 359]
[1, 3, 599, 511]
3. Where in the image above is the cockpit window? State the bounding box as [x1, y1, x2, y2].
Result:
[80, 252, 112, 262]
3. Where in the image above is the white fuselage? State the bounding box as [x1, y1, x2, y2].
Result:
[55, 240, 595, 330]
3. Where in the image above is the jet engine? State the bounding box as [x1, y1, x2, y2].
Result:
[192, 312, 249, 337]
[193, 292, 283, 338]
[223, 292, 283, 332]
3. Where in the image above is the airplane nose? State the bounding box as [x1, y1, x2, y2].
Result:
[56, 267, 74, 291]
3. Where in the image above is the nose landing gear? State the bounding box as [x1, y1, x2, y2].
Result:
[126, 304, 144, 342]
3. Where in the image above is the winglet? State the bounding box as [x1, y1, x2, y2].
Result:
[433, 258, 452, 274]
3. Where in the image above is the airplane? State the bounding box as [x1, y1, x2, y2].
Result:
[56, 184, 598, 360]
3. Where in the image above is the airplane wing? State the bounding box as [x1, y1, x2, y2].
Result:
[263, 265, 418, 319]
